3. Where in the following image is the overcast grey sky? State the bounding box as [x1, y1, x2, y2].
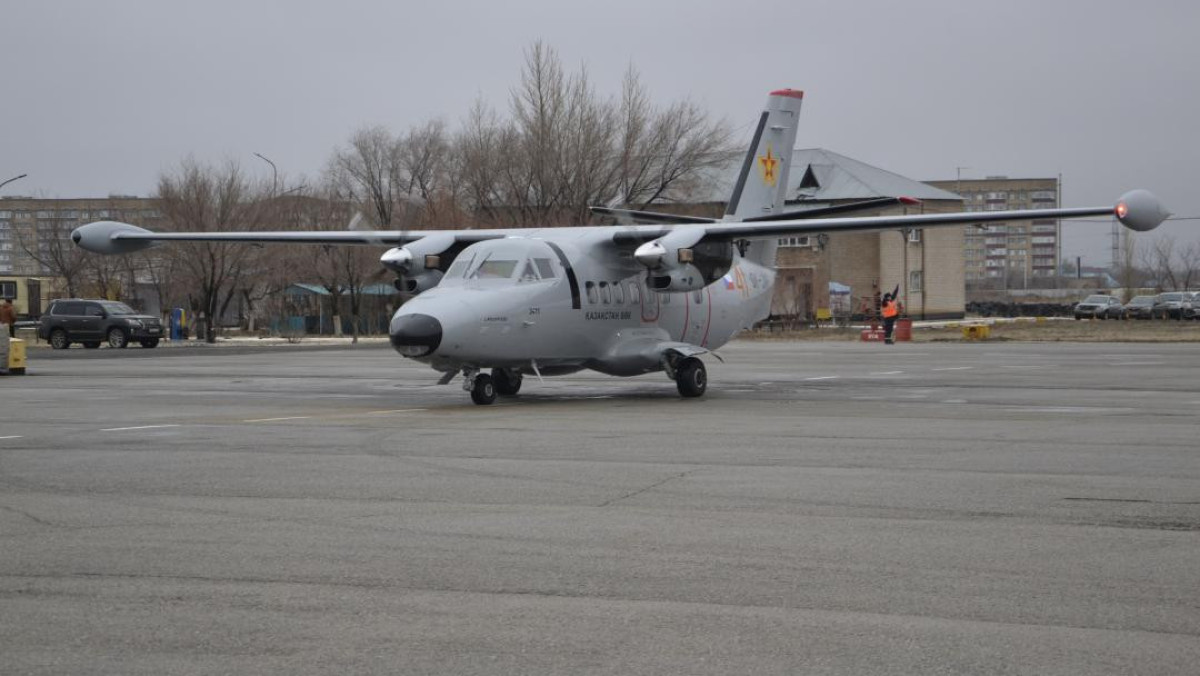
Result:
[2, 0, 1197, 266]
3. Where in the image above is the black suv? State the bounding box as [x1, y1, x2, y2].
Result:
[38, 299, 163, 349]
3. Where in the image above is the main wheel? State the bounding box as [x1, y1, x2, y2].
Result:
[107, 327, 128, 349]
[50, 329, 70, 350]
[470, 373, 497, 405]
[492, 368, 522, 396]
[139, 338, 160, 348]
[675, 357, 707, 398]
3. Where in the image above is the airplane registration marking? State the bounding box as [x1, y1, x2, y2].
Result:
[100, 425, 181, 432]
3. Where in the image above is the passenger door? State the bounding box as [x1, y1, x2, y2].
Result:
[78, 302, 106, 340]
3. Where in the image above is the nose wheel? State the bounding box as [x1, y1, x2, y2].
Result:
[674, 357, 707, 398]
[469, 373, 497, 405]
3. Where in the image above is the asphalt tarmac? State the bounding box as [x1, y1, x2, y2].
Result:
[2, 340, 1198, 675]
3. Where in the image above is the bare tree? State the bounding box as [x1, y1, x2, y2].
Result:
[156, 158, 270, 342]
[14, 219, 95, 297]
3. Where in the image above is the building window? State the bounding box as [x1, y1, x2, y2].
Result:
[909, 270, 923, 293]
[778, 236, 811, 248]
[907, 229, 922, 243]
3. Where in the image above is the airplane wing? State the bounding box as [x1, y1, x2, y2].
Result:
[73, 190, 1168, 257]
[71, 221, 511, 255]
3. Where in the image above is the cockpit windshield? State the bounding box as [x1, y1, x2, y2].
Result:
[436, 241, 559, 288]
[472, 259, 518, 279]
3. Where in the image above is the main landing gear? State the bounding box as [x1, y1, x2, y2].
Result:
[671, 356, 707, 398]
[462, 367, 523, 405]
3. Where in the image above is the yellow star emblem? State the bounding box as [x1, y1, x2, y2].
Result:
[758, 145, 778, 187]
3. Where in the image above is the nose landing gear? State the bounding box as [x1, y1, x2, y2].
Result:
[461, 367, 497, 405]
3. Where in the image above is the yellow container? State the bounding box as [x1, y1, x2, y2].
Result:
[6, 338, 26, 374]
[962, 325, 991, 341]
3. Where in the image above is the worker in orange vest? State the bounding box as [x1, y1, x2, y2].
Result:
[881, 285, 900, 344]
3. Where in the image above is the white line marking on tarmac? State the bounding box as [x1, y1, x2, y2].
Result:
[100, 425, 181, 432]
[1000, 365, 1043, 369]
[805, 376, 838, 381]
[363, 409, 427, 415]
[1113, 362, 1165, 366]
[244, 416, 311, 423]
[933, 366, 973, 371]
[0, 436, 22, 440]
[942, 399, 968, 404]
[870, 371, 904, 375]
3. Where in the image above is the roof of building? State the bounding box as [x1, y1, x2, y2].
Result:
[788, 149, 962, 203]
[691, 148, 962, 205]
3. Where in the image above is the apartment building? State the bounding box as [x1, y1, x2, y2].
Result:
[0, 196, 164, 276]
[925, 177, 1060, 289]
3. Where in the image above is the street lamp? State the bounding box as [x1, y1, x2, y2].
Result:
[0, 173, 27, 193]
[253, 153, 277, 195]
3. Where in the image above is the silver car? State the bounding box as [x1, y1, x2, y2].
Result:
[1074, 294, 1125, 320]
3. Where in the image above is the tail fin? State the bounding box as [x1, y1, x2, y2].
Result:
[725, 89, 803, 222]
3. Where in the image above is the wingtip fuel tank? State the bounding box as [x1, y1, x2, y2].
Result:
[1115, 190, 1170, 232]
[71, 221, 155, 254]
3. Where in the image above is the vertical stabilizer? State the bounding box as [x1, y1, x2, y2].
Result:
[725, 89, 803, 221]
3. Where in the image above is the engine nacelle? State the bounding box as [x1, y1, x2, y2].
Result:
[381, 234, 456, 295]
[393, 269, 443, 294]
[634, 228, 732, 293]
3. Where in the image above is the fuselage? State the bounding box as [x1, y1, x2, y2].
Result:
[389, 227, 775, 377]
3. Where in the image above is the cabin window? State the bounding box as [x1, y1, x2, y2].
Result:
[612, 282, 624, 304]
[534, 258, 555, 278]
[662, 292, 671, 305]
[585, 281, 598, 304]
[599, 281, 611, 304]
[693, 290, 703, 304]
[628, 281, 641, 304]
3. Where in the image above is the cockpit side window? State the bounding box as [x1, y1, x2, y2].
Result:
[534, 258, 555, 279]
[445, 255, 474, 279]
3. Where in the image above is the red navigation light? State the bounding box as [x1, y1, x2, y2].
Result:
[898, 196, 922, 206]
[1116, 202, 1129, 219]
[769, 89, 804, 99]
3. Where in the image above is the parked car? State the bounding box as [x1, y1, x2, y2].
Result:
[1124, 295, 1157, 320]
[1151, 292, 1192, 320]
[1184, 292, 1200, 320]
[37, 299, 163, 349]
[1073, 294, 1125, 320]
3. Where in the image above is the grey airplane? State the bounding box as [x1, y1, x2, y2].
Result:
[73, 89, 1171, 405]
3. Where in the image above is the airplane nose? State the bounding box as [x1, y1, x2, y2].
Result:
[389, 313, 442, 357]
